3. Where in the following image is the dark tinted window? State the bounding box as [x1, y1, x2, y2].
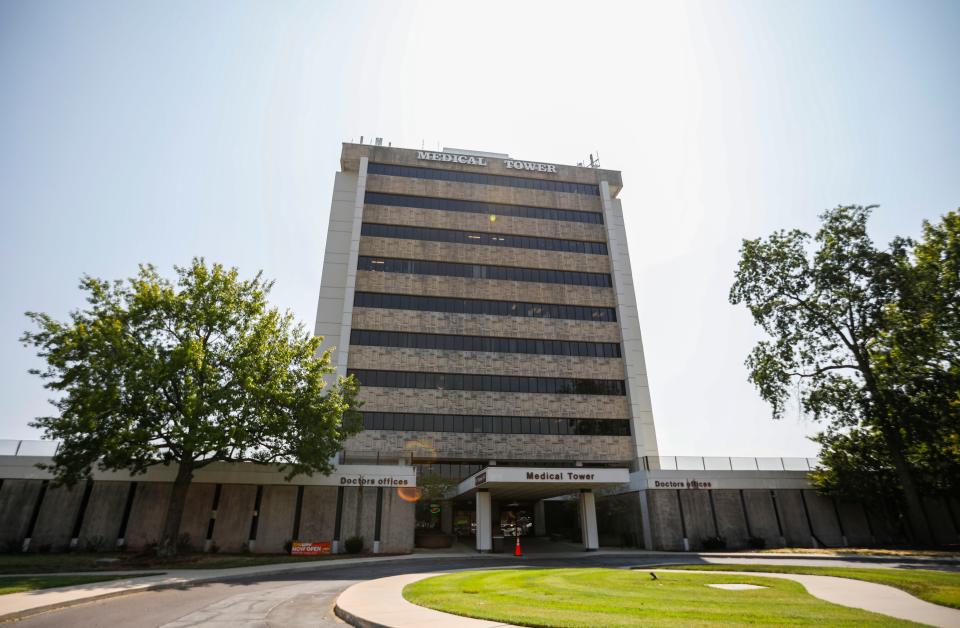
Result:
[350, 329, 620, 358]
[367, 162, 600, 196]
[364, 192, 603, 225]
[354, 292, 616, 322]
[357, 256, 612, 288]
[347, 369, 625, 396]
[360, 223, 607, 255]
[359, 412, 631, 436]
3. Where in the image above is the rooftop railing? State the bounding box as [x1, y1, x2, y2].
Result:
[0, 439, 60, 457]
[641, 455, 820, 472]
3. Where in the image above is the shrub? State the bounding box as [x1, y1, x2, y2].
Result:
[748, 536, 766, 549]
[283, 540, 293, 554]
[208, 542, 220, 554]
[701, 536, 727, 551]
[344, 536, 364, 554]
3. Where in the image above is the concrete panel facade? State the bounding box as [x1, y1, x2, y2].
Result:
[802, 490, 845, 547]
[30, 483, 85, 551]
[254, 485, 297, 553]
[741, 490, 784, 547]
[348, 346, 625, 380]
[178, 483, 216, 550]
[836, 500, 874, 546]
[644, 490, 683, 551]
[378, 488, 415, 553]
[77, 481, 130, 549]
[711, 490, 750, 548]
[774, 490, 813, 547]
[338, 486, 378, 549]
[923, 496, 959, 545]
[210, 484, 257, 552]
[678, 490, 716, 549]
[124, 482, 173, 549]
[0, 479, 43, 546]
[298, 486, 339, 542]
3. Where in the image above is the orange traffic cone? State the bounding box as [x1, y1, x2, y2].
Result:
[514, 534, 522, 557]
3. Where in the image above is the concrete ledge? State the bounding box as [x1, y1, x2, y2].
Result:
[336, 573, 518, 627]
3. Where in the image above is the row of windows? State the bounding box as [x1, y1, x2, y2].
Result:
[363, 412, 631, 436]
[367, 162, 600, 196]
[357, 256, 613, 288]
[347, 369, 627, 396]
[354, 292, 617, 322]
[360, 222, 608, 255]
[350, 329, 621, 358]
[365, 192, 604, 225]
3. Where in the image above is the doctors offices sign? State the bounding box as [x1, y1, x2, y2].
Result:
[417, 151, 559, 173]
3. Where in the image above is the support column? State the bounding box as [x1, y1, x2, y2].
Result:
[579, 490, 599, 551]
[534, 500, 547, 537]
[476, 490, 492, 553]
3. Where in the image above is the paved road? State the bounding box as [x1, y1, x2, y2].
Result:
[14, 553, 958, 627]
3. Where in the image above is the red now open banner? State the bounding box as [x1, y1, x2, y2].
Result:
[291, 541, 331, 556]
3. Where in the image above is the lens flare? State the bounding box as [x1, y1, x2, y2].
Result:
[396, 486, 423, 503]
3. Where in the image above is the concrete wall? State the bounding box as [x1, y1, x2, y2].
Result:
[836, 500, 873, 546]
[298, 486, 339, 542]
[923, 496, 959, 546]
[179, 483, 216, 550]
[31, 483, 85, 551]
[124, 482, 172, 548]
[0, 479, 44, 547]
[678, 490, 716, 549]
[210, 484, 257, 553]
[77, 481, 130, 549]
[803, 490, 845, 547]
[378, 488, 415, 553]
[741, 490, 783, 547]
[711, 490, 749, 549]
[645, 489, 684, 550]
[254, 485, 297, 553]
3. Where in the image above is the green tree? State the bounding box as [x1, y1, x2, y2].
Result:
[730, 206, 959, 545]
[22, 259, 361, 554]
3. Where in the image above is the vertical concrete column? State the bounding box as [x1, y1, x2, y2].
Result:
[313, 156, 368, 466]
[599, 180, 659, 463]
[476, 490, 492, 553]
[579, 490, 599, 551]
[534, 500, 546, 537]
[637, 490, 654, 550]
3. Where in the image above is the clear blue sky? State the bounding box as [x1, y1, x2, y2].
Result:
[1, 0, 958, 456]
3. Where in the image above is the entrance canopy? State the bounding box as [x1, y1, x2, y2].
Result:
[455, 466, 630, 501]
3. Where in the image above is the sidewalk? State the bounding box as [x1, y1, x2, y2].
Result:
[1, 549, 954, 623]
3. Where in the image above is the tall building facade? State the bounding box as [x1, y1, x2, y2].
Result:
[315, 143, 659, 481]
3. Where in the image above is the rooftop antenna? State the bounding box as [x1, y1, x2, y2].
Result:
[360, 135, 364, 144]
[588, 152, 600, 168]
[375, 137, 383, 146]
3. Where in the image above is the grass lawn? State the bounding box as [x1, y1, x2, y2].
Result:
[403, 568, 916, 627]
[0, 551, 378, 575]
[658, 564, 960, 610]
[0, 574, 157, 596]
[753, 548, 960, 559]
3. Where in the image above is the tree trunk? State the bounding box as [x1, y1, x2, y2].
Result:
[882, 425, 934, 546]
[159, 459, 194, 556]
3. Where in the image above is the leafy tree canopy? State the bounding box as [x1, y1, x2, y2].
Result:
[22, 258, 361, 552]
[730, 206, 959, 544]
